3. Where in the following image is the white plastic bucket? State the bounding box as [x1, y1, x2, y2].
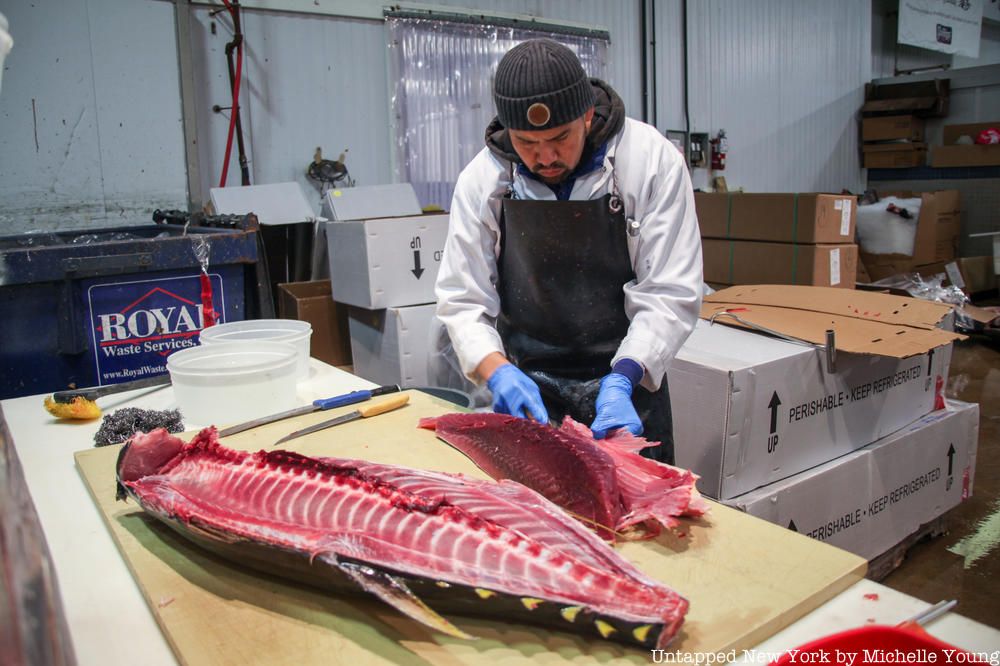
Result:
[199, 319, 312, 380]
[167, 340, 298, 427]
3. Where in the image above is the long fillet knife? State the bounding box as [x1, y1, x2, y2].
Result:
[273, 393, 410, 446]
[218, 384, 400, 438]
[51, 374, 172, 403]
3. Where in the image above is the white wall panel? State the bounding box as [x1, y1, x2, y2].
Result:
[657, 0, 870, 194]
[651, 0, 686, 131]
[187, 7, 391, 212]
[2, 0, 880, 230]
[183, 0, 642, 215]
[0, 0, 186, 233]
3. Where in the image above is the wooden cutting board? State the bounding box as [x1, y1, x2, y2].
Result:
[75, 389, 865, 665]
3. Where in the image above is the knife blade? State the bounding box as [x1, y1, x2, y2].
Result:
[51, 374, 172, 403]
[217, 384, 400, 438]
[273, 393, 410, 446]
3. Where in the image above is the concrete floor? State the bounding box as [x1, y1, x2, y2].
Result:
[881, 327, 1000, 629]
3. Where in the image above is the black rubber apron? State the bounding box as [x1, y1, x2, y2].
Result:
[498, 192, 674, 463]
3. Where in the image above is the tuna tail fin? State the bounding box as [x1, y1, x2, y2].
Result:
[336, 560, 477, 640]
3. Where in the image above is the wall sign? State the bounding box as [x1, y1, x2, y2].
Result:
[899, 0, 985, 58]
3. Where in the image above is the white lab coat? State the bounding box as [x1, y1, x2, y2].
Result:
[434, 117, 703, 392]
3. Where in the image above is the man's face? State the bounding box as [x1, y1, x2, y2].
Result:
[508, 108, 595, 185]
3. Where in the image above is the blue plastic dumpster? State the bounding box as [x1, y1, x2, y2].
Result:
[0, 224, 259, 399]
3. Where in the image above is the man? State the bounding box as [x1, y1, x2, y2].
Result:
[434, 38, 702, 462]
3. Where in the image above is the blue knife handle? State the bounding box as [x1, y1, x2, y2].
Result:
[313, 390, 372, 410]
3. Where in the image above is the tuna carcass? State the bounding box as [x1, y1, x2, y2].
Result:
[419, 413, 709, 541]
[116, 427, 689, 649]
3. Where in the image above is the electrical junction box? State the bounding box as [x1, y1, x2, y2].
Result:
[689, 132, 709, 168]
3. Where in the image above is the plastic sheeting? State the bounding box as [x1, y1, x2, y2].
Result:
[387, 16, 609, 210]
[856, 196, 923, 256]
[867, 272, 990, 332]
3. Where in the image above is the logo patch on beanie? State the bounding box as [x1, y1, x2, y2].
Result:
[526, 103, 551, 127]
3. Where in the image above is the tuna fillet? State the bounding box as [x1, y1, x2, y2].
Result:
[116, 427, 689, 649]
[419, 413, 709, 540]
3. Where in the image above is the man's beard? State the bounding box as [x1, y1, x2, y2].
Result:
[532, 162, 570, 184]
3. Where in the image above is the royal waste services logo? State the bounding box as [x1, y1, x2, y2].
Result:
[87, 274, 225, 384]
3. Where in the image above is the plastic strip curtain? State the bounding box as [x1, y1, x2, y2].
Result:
[387, 17, 609, 210]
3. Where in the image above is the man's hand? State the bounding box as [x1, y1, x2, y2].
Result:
[590, 372, 642, 438]
[486, 363, 549, 424]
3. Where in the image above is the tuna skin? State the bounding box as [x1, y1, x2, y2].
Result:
[117, 427, 688, 649]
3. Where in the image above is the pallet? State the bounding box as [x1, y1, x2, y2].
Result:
[866, 514, 952, 582]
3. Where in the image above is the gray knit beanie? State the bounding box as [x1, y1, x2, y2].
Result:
[493, 39, 595, 131]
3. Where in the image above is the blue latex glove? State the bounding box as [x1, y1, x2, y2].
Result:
[590, 372, 643, 438]
[487, 364, 549, 424]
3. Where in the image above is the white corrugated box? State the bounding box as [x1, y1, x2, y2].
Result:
[348, 304, 436, 388]
[668, 320, 953, 500]
[321, 183, 423, 221]
[210, 182, 316, 225]
[725, 400, 978, 561]
[327, 214, 448, 309]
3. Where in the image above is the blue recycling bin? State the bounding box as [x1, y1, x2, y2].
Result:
[0, 224, 259, 399]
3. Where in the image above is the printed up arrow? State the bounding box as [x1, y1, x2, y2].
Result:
[411, 250, 424, 279]
[788, 520, 798, 532]
[768, 391, 782, 434]
[947, 443, 955, 476]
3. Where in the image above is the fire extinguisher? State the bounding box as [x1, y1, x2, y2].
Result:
[710, 129, 728, 170]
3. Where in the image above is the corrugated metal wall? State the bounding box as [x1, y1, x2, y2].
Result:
[0, 0, 187, 233]
[2, 0, 880, 233]
[211, 0, 644, 214]
[186, 7, 394, 213]
[656, 0, 871, 194]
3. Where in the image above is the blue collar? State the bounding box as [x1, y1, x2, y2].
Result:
[517, 142, 608, 201]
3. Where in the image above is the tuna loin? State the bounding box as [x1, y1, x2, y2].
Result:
[419, 413, 709, 540]
[116, 427, 689, 649]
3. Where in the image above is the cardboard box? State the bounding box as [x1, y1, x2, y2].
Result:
[931, 122, 1000, 167]
[862, 79, 949, 117]
[694, 193, 856, 243]
[869, 258, 999, 298]
[702, 285, 963, 358]
[956, 256, 998, 295]
[326, 214, 448, 309]
[859, 254, 953, 282]
[348, 303, 436, 388]
[931, 144, 1000, 167]
[668, 319, 954, 500]
[859, 190, 961, 275]
[725, 401, 978, 561]
[972, 231, 1000, 276]
[896, 189, 960, 265]
[861, 115, 925, 142]
[856, 255, 872, 283]
[277, 280, 351, 367]
[861, 142, 927, 169]
[702, 239, 857, 289]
